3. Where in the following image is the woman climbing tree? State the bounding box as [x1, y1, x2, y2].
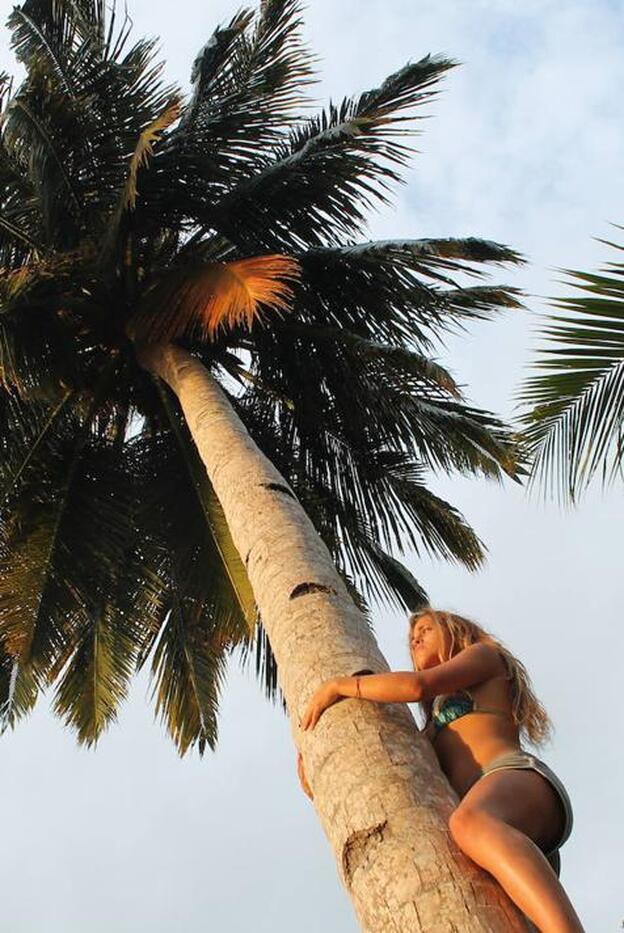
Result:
[300, 608, 584, 933]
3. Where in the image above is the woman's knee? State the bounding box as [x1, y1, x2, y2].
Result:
[449, 805, 485, 848]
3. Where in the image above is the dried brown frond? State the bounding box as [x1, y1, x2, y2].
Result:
[124, 97, 183, 211]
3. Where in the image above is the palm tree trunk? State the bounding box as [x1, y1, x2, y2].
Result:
[142, 342, 527, 933]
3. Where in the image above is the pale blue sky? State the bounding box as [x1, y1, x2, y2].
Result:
[1, 1, 623, 930]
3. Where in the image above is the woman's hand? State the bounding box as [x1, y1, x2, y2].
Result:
[300, 679, 343, 731]
[296, 751, 314, 800]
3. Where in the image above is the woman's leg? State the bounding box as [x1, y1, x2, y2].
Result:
[449, 769, 584, 933]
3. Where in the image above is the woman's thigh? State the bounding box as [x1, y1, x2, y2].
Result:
[453, 769, 565, 852]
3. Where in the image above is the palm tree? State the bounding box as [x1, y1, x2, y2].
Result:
[0, 0, 529, 928]
[519, 227, 624, 502]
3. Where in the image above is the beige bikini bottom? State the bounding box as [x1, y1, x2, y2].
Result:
[479, 749, 574, 877]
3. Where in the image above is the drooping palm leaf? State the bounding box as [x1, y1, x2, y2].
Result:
[232, 318, 521, 485]
[230, 385, 487, 609]
[149, 592, 227, 757]
[518, 230, 624, 501]
[50, 594, 141, 745]
[131, 427, 257, 753]
[0, 650, 38, 728]
[0, 406, 134, 674]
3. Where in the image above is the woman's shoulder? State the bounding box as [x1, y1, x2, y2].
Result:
[417, 643, 506, 701]
[464, 642, 509, 680]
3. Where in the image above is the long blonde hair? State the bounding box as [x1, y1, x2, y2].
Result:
[409, 607, 552, 747]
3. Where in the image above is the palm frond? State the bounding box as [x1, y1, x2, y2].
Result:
[169, 0, 317, 193]
[0, 425, 137, 676]
[0, 358, 130, 683]
[150, 594, 226, 756]
[5, 95, 84, 221]
[518, 235, 624, 501]
[0, 651, 38, 730]
[0, 389, 72, 501]
[8, 4, 79, 99]
[286, 240, 525, 348]
[0, 213, 44, 254]
[131, 424, 256, 755]
[228, 384, 478, 610]
[241, 618, 281, 704]
[233, 320, 521, 485]
[9, 0, 103, 67]
[1, 389, 162, 741]
[0, 98, 44, 267]
[364, 545, 428, 612]
[122, 97, 183, 213]
[0, 289, 82, 402]
[130, 254, 301, 342]
[50, 596, 140, 746]
[274, 322, 463, 393]
[6, 0, 180, 248]
[198, 55, 457, 250]
[96, 94, 183, 269]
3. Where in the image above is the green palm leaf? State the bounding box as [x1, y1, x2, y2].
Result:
[0, 651, 38, 729]
[50, 598, 140, 746]
[0, 409, 135, 676]
[150, 595, 226, 757]
[132, 427, 256, 754]
[204, 55, 459, 251]
[518, 229, 624, 501]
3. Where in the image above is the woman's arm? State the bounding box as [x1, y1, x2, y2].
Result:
[336, 671, 423, 703]
[300, 644, 503, 731]
[300, 672, 421, 730]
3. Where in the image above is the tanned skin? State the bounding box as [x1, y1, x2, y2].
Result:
[298, 614, 584, 933]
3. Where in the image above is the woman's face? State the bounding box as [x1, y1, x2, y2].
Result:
[410, 614, 447, 670]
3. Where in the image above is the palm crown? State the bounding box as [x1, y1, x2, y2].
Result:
[1, 0, 525, 754]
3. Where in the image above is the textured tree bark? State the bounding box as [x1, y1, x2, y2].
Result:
[144, 342, 528, 932]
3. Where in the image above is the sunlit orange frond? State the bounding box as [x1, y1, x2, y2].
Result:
[131, 254, 301, 342]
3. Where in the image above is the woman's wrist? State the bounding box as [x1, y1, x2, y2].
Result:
[336, 671, 423, 704]
[334, 675, 361, 699]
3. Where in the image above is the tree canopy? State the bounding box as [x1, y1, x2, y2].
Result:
[1, 0, 525, 754]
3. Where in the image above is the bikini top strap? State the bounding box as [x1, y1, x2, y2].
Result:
[470, 677, 514, 717]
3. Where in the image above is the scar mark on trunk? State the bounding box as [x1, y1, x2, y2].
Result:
[289, 582, 337, 600]
[342, 820, 388, 889]
[261, 482, 297, 500]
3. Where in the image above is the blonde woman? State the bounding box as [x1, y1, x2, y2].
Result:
[300, 608, 583, 933]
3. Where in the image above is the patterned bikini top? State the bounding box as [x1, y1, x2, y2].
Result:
[431, 690, 508, 738]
